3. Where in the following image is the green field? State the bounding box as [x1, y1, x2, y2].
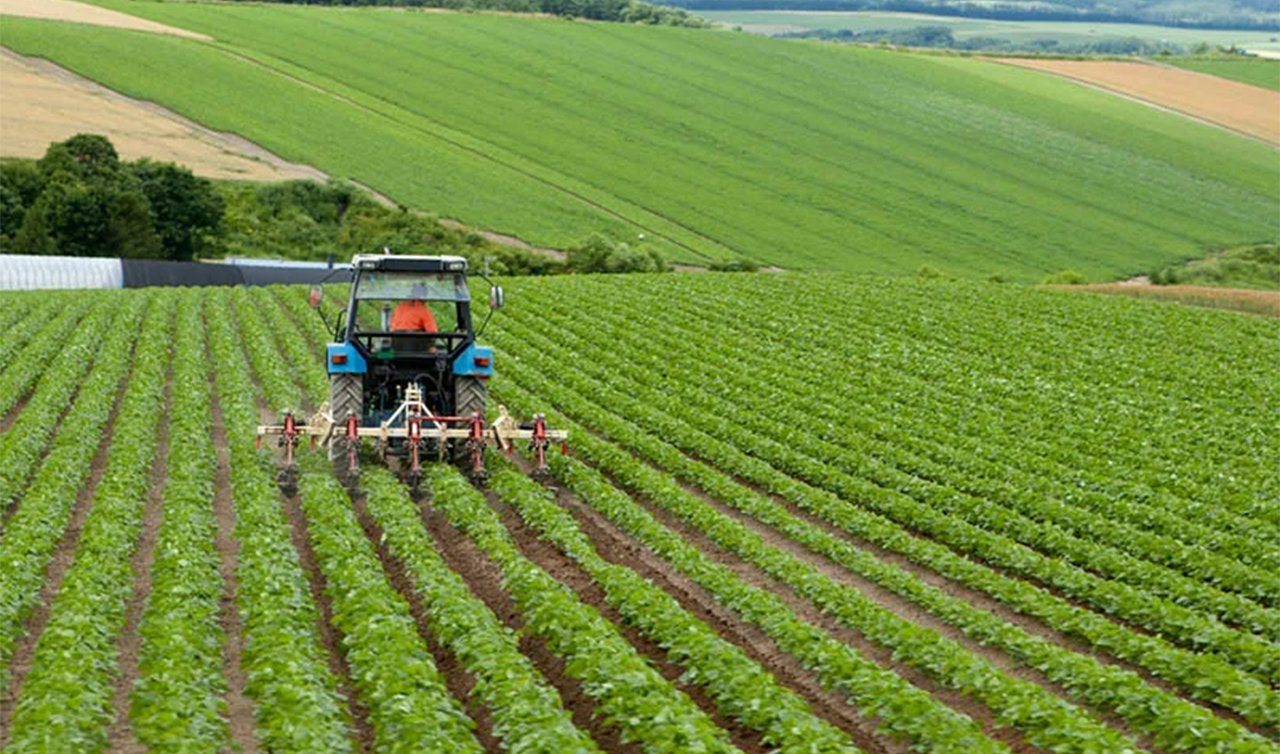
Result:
[3, 3, 1276, 279]
[1165, 55, 1280, 89]
[703, 10, 1280, 50]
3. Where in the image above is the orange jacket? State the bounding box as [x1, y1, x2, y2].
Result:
[391, 300, 438, 332]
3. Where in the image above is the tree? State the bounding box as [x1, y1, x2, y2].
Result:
[130, 159, 225, 260]
[37, 133, 121, 183]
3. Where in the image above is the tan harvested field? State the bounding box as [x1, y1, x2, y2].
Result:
[0, 50, 327, 182]
[0, 0, 209, 39]
[1069, 282, 1280, 316]
[995, 58, 1280, 144]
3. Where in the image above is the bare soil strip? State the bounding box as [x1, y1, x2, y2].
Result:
[0, 369, 131, 742]
[0, 50, 327, 182]
[280, 491, 376, 753]
[105, 360, 174, 752]
[416, 497, 643, 754]
[347, 490, 503, 754]
[0, 394, 33, 437]
[0, 0, 209, 39]
[209, 396, 259, 753]
[482, 488, 771, 754]
[993, 58, 1280, 145]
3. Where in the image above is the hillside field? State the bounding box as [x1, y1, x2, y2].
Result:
[0, 276, 1277, 752]
[1165, 56, 1280, 90]
[1, 3, 1277, 280]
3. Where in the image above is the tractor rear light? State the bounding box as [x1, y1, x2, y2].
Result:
[474, 356, 490, 367]
[332, 354, 348, 365]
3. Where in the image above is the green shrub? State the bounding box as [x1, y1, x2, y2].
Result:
[1041, 269, 1088, 285]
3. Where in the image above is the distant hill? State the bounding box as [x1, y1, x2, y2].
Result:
[667, 0, 1280, 31]
[1, 2, 1276, 280]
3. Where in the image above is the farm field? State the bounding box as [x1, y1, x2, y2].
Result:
[1163, 57, 1280, 91]
[992, 58, 1280, 143]
[2, 3, 1278, 279]
[0, 275, 1277, 752]
[0, 49, 327, 182]
[701, 10, 1280, 52]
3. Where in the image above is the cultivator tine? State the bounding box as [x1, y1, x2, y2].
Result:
[468, 409, 489, 486]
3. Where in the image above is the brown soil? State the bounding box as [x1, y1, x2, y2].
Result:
[347, 490, 503, 754]
[1064, 283, 1280, 317]
[482, 489, 770, 754]
[993, 58, 1280, 145]
[0, 364, 131, 743]
[0, 50, 327, 183]
[416, 494, 643, 754]
[0, 393, 33, 437]
[280, 491, 376, 752]
[209, 395, 259, 753]
[105, 355, 175, 752]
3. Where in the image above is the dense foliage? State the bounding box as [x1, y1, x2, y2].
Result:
[778, 24, 1189, 52]
[220, 0, 707, 25]
[1149, 242, 1280, 288]
[0, 136, 223, 260]
[6, 9, 1275, 279]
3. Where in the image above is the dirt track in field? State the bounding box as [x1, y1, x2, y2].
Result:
[1066, 283, 1280, 317]
[994, 58, 1280, 145]
[0, 50, 327, 182]
[0, 0, 209, 39]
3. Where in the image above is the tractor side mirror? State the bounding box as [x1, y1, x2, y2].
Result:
[308, 285, 324, 309]
[489, 286, 505, 310]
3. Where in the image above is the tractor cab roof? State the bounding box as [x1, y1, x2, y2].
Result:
[351, 254, 468, 274]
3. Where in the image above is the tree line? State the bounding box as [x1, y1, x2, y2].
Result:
[223, 0, 709, 26]
[1, 134, 684, 276]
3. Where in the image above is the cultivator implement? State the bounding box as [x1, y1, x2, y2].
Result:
[257, 385, 567, 493]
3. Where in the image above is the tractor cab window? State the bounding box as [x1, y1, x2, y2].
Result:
[352, 272, 468, 334]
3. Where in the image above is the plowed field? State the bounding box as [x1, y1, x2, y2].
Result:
[995, 58, 1280, 144]
[0, 276, 1276, 753]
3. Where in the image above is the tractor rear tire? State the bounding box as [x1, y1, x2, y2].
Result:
[329, 373, 362, 474]
[451, 377, 487, 467]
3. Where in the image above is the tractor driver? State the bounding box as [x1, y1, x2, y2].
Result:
[391, 283, 439, 333]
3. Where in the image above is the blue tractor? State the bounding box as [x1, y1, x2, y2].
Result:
[259, 253, 565, 491]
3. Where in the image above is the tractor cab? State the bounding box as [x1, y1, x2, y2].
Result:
[327, 255, 498, 427]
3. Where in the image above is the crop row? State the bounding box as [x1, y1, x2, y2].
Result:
[551, 278, 1280, 608]
[0, 294, 65, 381]
[0, 296, 93, 418]
[0, 295, 134, 509]
[487, 457, 867, 753]
[494, 362, 1277, 751]
[0, 292, 149, 683]
[497, 307, 1280, 722]
[270, 284, 335, 357]
[295, 461, 485, 752]
[252, 287, 328, 408]
[427, 465, 744, 753]
[5, 291, 174, 751]
[512, 438, 1010, 754]
[499, 301, 1280, 678]
[230, 287, 301, 414]
[358, 467, 602, 753]
[206, 288, 354, 752]
[492, 375, 1146, 754]
[600, 273, 1274, 534]
[129, 292, 231, 751]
